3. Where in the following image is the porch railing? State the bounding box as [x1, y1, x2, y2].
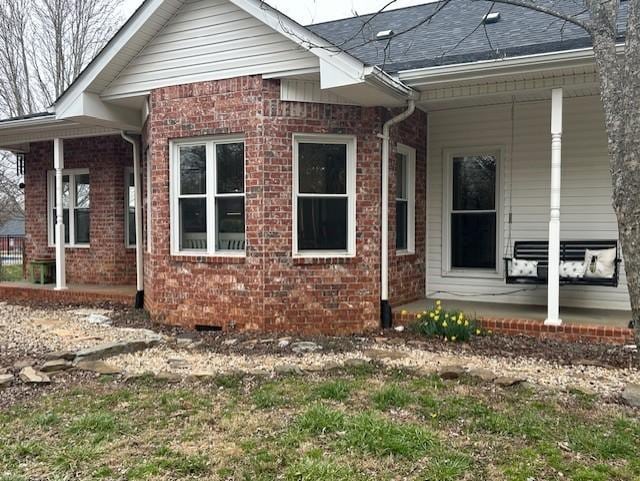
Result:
[0, 235, 25, 266]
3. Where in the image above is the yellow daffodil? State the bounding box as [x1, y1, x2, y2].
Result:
[464, 320, 469, 327]
[416, 314, 421, 319]
[445, 313, 449, 319]
[457, 320, 462, 325]
[451, 315, 457, 322]
[422, 311, 427, 316]
[451, 336, 457, 341]
[435, 316, 440, 322]
[401, 309, 408, 315]
[436, 299, 441, 306]
[488, 330, 493, 334]
[476, 329, 481, 335]
[430, 413, 437, 418]
[442, 321, 447, 327]
[429, 312, 434, 318]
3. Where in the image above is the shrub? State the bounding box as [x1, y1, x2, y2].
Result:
[412, 300, 485, 342]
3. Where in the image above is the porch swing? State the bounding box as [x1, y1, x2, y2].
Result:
[500, 98, 621, 288]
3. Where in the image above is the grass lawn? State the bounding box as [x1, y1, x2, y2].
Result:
[1, 366, 639, 480]
[0, 264, 23, 282]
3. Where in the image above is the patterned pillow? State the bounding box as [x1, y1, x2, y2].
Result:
[508, 259, 538, 277]
[559, 261, 586, 279]
[584, 248, 616, 279]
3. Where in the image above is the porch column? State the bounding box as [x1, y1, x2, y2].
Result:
[53, 138, 67, 290]
[545, 88, 563, 326]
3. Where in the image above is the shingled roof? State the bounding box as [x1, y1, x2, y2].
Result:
[309, 0, 628, 73]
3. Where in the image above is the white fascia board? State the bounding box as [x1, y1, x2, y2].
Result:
[54, 0, 170, 115]
[398, 44, 625, 88]
[57, 92, 142, 131]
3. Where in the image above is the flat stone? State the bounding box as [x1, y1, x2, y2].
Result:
[495, 376, 527, 387]
[277, 337, 291, 348]
[621, 383, 640, 408]
[13, 358, 36, 370]
[343, 358, 370, 368]
[155, 371, 182, 383]
[44, 350, 75, 361]
[291, 341, 322, 354]
[0, 374, 14, 387]
[223, 338, 239, 346]
[386, 338, 405, 346]
[168, 358, 190, 369]
[438, 365, 465, 380]
[467, 368, 496, 382]
[19, 366, 50, 384]
[84, 313, 111, 325]
[40, 359, 73, 373]
[322, 361, 341, 371]
[70, 308, 112, 317]
[189, 370, 217, 380]
[363, 349, 408, 361]
[74, 338, 161, 361]
[258, 338, 275, 344]
[75, 360, 122, 375]
[374, 337, 387, 343]
[274, 364, 304, 376]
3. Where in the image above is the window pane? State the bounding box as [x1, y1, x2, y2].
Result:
[216, 142, 244, 194]
[396, 200, 408, 250]
[75, 209, 90, 244]
[396, 153, 407, 200]
[179, 198, 207, 250]
[62, 175, 70, 208]
[216, 197, 245, 251]
[128, 172, 135, 208]
[128, 210, 136, 245]
[298, 143, 347, 194]
[75, 174, 90, 208]
[451, 212, 496, 268]
[297, 197, 347, 250]
[452, 155, 496, 211]
[180, 145, 206, 195]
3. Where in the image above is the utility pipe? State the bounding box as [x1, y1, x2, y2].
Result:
[121, 132, 144, 309]
[378, 99, 416, 328]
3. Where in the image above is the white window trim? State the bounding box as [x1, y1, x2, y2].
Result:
[292, 133, 357, 258]
[47, 168, 90, 248]
[441, 146, 504, 278]
[396, 143, 416, 256]
[169, 135, 246, 257]
[125, 167, 136, 249]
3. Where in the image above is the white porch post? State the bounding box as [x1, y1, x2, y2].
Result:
[545, 88, 563, 325]
[53, 138, 67, 290]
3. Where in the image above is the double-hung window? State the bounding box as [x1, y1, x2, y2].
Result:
[125, 167, 136, 248]
[396, 144, 416, 254]
[448, 151, 499, 270]
[47, 169, 90, 247]
[293, 134, 357, 257]
[170, 137, 245, 255]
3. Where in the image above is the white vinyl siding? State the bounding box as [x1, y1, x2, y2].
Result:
[427, 95, 630, 311]
[102, 0, 319, 98]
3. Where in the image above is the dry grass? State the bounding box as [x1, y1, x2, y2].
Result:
[0, 367, 638, 481]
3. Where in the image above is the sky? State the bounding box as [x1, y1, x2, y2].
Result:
[120, 0, 429, 25]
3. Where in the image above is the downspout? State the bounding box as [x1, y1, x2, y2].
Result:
[379, 99, 416, 329]
[121, 131, 144, 309]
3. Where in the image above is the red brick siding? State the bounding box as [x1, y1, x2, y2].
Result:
[142, 76, 428, 333]
[388, 109, 428, 306]
[24, 136, 136, 285]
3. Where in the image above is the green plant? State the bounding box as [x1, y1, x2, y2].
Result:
[412, 300, 485, 342]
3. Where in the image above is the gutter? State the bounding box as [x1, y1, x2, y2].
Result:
[120, 131, 145, 309]
[378, 99, 416, 329]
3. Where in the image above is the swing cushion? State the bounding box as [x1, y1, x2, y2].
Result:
[583, 248, 616, 279]
[559, 261, 586, 279]
[508, 259, 538, 277]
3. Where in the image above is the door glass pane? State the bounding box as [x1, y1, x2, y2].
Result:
[451, 213, 496, 268]
[452, 155, 496, 210]
[75, 174, 90, 208]
[180, 145, 206, 195]
[75, 209, 90, 244]
[216, 197, 245, 251]
[396, 153, 407, 200]
[396, 200, 408, 250]
[298, 143, 347, 194]
[179, 198, 207, 250]
[216, 143, 244, 194]
[297, 197, 347, 250]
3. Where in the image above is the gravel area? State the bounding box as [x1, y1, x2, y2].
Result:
[1, 301, 639, 401]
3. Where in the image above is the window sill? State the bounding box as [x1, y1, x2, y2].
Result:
[48, 244, 90, 249]
[396, 250, 416, 258]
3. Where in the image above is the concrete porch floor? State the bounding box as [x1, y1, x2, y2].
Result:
[396, 298, 632, 329]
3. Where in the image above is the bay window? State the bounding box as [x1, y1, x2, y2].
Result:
[293, 134, 356, 257]
[170, 137, 245, 255]
[47, 169, 90, 247]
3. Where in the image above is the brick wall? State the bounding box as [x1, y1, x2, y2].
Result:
[24, 136, 136, 285]
[142, 76, 427, 333]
